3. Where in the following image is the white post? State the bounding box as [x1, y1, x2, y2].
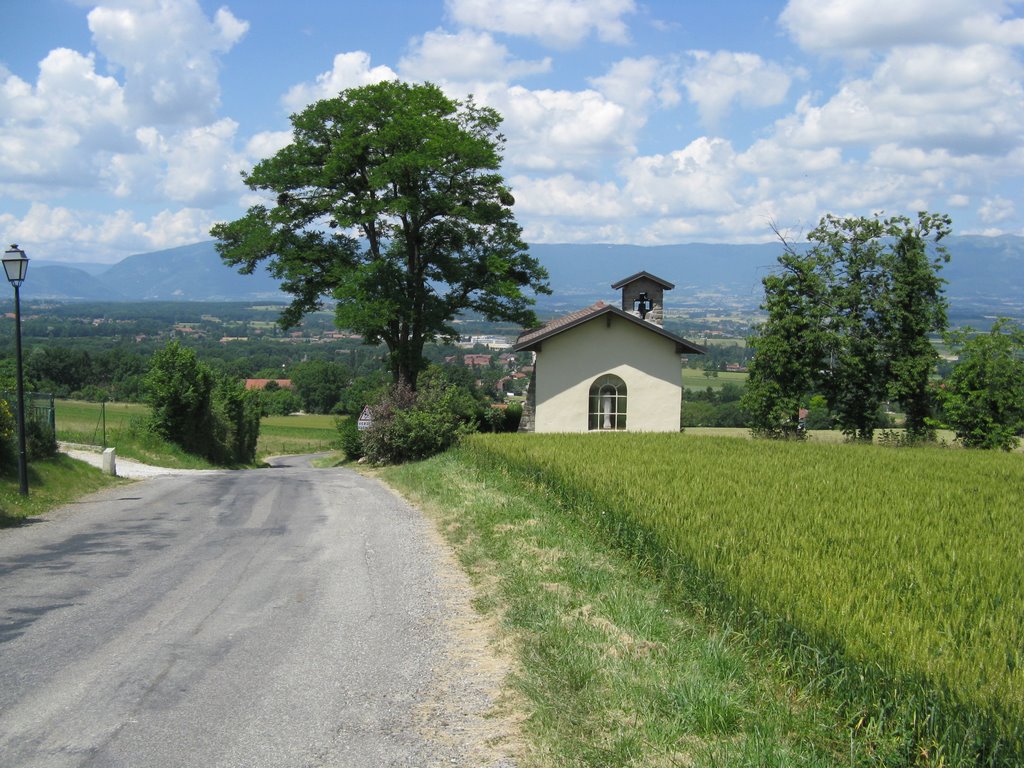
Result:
[101, 447, 117, 477]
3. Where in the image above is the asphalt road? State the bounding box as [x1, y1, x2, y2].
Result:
[0, 456, 513, 767]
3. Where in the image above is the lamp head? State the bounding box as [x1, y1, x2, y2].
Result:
[3, 244, 28, 287]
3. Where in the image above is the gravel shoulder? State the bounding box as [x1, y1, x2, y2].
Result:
[58, 444, 222, 479]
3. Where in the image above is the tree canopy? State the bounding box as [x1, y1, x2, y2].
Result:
[942, 320, 1024, 450]
[211, 80, 549, 389]
[743, 212, 951, 440]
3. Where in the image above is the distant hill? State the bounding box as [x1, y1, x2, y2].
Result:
[19, 236, 1024, 320]
[531, 237, 1024, 320]
[24, 242, 282, 302]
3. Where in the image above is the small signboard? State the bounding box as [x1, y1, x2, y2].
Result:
[357, 405, 373, 431]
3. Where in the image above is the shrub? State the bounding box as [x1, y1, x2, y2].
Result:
[501, 402, 523, 432]
[481, 402, 522, 433]
[361, 380, 476, 465]
[0, 398, 16, 471]
[145, 341, 215, 456]
[0, 396, 56, 465]
[144, 341, 261, 465]
[210, 377, 261, 464]
[72, 384, 110, 402]
[25, 417, 58, 460]
[336, 416, 363, 461]
[804, 394, 833, 430]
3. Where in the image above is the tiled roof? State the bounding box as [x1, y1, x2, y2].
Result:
[515, 301, 607, 348]
[514, 301, 705, 355]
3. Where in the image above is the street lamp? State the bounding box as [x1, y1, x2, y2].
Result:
[3, 244, 29, 495]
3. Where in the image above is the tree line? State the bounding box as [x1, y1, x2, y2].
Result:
[741, 212, 1024, 449]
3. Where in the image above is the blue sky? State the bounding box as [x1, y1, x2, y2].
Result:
[2, 0, 1024, 264]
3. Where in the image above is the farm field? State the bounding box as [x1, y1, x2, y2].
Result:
[53, 400, 339, 461]
[455, 432, 1024, 765]
[681, 369, 747, 390]
[259, 413, 340, 456]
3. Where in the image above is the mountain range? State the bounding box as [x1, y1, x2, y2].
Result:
[20, 236, 1024, 320]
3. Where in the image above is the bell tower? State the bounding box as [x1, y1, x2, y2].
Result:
[611, 271, 674, 327]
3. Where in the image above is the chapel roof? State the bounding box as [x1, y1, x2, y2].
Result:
[514, 301, 705, 354]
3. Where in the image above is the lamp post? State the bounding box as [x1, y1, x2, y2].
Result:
[3, 244, 29, 496]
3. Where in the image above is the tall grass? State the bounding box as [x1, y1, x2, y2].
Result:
[459, 433, 1024, 765]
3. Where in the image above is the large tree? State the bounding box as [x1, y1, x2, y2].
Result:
[211, 80, 549, 390]
[880, 213, 951, 437]
[744, 212, 950, 441]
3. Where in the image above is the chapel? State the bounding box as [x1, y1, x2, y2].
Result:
[514, 271, 705, 433]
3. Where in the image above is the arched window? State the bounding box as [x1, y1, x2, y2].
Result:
[588, 374, 627, 431]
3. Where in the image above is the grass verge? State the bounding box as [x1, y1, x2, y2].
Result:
[382, 451, 856, 767]
[0, 454, 126, 527]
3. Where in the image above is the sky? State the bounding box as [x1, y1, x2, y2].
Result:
[2, 0, 1024, 265]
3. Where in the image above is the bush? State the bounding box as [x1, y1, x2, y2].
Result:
[481, 402, 523, 433]
[210, 377, 261, 465]
[72, 384, 110, 402]
[361, 380, 477, 465]
[337, 417, 363, 461]
[501, 402, 523, 432]
[0, 396, 56, 466]
[144, 341, 261, 465]
[25, 418, 58, 460]
[145, 342, 215, 455]
[0, 398, 16, 471]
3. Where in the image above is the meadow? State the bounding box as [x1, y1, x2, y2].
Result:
[53, 400, 340, 464]
[454, 432, 1024, 765]
[681, 369, 747, 391]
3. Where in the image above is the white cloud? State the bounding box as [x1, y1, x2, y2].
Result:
[683, 51, 796, 125]
[775, 44, 1024, 156]
[621, 137, 742, 215]
[161, 119, 247, 205]
[282, 52, 397, 113]
[738, 139, 843, 176]
[589, 56, 680, 114]
[399, 29, 550, 82]
[246, 131, 293, 162]
[779, 0, 1024, 53]
[979, 196, 1015, 223]
[0, 0, 250, 206]
[102, 119, 248, 205]
[446, 0, 637, 48]
[0, 202, 218, 263]
[509, 174, 628, 219]
[481, 84, 636, 171]
[87, 0, 248, 126]
[0, 48, 129, 187]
